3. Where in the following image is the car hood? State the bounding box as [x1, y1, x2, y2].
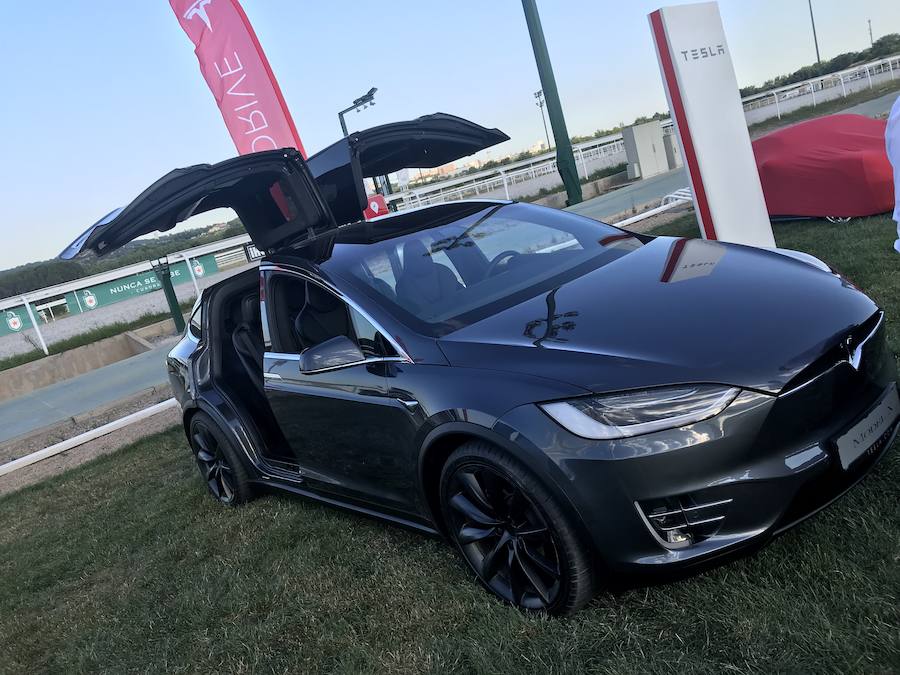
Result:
[438, 237, 879, 395]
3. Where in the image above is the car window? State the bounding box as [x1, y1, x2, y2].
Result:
[472, 218, 582, 261]
[349, 306, 395, 358]
[266, 273, 390, 359]
[327, 202, 643, 337]
[360, 250, 398, 290]
[189, 302, 202, 338]
[398, 237, 465, 285]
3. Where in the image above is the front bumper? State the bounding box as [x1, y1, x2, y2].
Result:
[494, 353, 898, 575]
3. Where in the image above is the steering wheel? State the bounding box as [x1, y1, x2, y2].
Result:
[485, 250, 522, 277]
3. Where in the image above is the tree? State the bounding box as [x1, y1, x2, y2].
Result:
[739, 33, 899, 97]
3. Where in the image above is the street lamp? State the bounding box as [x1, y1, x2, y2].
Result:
[534, 89, 551, 151]
[338, 87, 377, 137]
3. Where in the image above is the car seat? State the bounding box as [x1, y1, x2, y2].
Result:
[232, 295, 265, 396]
[395, 240, 463, 314]
[293, 283, 352, 350]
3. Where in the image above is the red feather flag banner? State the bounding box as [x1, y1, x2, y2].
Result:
[169, 0, 306, 158]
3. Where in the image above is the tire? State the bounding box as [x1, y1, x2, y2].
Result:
[439, 441, 594, 615]
[188, 411, 255, 506]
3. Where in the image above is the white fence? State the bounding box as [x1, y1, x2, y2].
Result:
[388, 53, 900, 212]
[742, 53, 900, 125]
[0, 234, 252, 356]
[397, 134, 633, 209]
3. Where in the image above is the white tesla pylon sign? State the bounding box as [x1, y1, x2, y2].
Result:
[649, 2, 775, 248]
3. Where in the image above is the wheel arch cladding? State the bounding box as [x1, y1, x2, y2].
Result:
[418, 422, 593, 551]
[419, 429, 481, 536]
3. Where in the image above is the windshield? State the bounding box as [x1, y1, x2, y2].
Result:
[324, 202, 644, 337]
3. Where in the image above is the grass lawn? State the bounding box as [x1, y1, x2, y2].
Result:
[1, 216, 899, 673]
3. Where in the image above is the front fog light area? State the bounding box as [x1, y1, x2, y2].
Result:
[637, 494, 733, 550]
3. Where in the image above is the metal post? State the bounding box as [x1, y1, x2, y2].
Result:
[866, 66, 872, 88]
[577, 148, 588, 180]
[810, 81, 816, 106]
[840, 74, 847, 97]
[151, 258, 186, 334]
[183, 255, 201, 297]
[535, 90, 551, 150]
[20, 296, 48, 355]
[500, 172, 510, 200]
[808, 0, 821, 64]
[773, 92, 781, 119]
[521, 0, 582, 205]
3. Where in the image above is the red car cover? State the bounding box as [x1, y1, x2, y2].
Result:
[752, 114, 894, 218]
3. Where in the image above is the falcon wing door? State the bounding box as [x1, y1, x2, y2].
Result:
[60, 149, 334, 259]
[307, 113, 509, 225]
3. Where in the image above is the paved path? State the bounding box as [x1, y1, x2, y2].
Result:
[0, 346, 170, 444]
[839, 90, 899, 118]
[566, 168, 687, 222]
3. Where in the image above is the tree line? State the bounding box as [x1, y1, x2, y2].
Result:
[740, 33, 900, 97]
[0, 219, 245, 299]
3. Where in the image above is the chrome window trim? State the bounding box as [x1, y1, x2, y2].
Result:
[265, 351, 407, 376]
[267, 351, 302, 362]
[260, 263, 413, 364]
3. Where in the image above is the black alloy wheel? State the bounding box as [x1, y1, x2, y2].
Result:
[440, 442, 593, 614]
[188, 412, 253, 506]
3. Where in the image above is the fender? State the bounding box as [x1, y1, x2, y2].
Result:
[181, 394, 267, 480]
[417, 419, 593, 546]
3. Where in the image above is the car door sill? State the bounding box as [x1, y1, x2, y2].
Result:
[255, 476, 440, 536]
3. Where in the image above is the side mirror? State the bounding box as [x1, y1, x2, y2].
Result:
[299, 335, 364, 373]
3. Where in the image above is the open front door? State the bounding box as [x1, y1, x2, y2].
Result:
[59, 149, 334, 259]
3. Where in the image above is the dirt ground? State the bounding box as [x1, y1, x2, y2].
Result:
[0, 387, 182, 497]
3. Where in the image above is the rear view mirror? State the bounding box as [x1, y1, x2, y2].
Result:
[299, 336, 364, 373]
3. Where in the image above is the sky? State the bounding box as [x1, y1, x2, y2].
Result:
[1, 0, 899, 270]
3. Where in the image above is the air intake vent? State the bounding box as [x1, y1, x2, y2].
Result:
[638, 494, 732, 549]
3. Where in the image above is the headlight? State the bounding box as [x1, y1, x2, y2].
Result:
[539, 385, 740, 440]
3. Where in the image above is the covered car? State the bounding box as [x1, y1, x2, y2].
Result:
[752, 114, 894, 219]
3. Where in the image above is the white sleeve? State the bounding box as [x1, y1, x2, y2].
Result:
[888, 96, 900, 228]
